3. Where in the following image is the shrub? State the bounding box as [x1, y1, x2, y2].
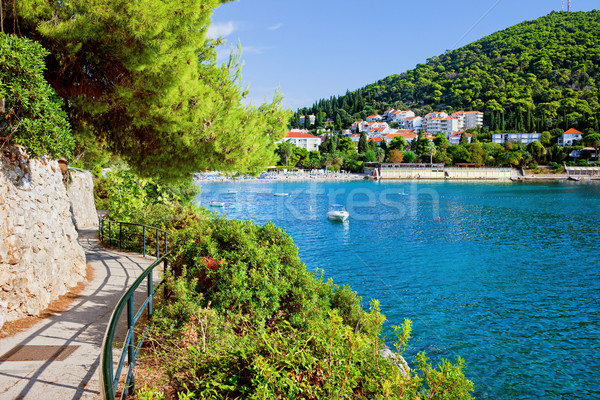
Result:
[0, 33, 74, 159]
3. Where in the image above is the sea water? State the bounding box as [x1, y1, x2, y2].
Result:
[196, 180, 600, 399]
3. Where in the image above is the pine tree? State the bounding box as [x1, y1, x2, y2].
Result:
[358, 132, 368, 153]
[5, 0, 289, 180]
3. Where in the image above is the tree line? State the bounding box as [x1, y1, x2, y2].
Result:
[291, 11, 600, 135]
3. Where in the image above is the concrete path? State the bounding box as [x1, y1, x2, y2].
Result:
[0, 229, 155, 400]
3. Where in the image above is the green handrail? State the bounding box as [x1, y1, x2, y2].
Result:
[99, 220, 172, 400]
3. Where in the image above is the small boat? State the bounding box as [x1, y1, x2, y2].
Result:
[210, 201, 225, 207]
[327, 204, 349, 222]
[227, 190, 238, 194]
[274, 193, 289, 197]
[567, 176, 580, 181]
[398, 190, 408, 196]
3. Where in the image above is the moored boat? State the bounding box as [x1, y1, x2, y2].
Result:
[327, 204, 349, 221]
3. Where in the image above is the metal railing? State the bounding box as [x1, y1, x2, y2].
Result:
[99, 220, 172, 400]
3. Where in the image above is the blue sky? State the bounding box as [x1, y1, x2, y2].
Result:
[209, 0, 599, 111]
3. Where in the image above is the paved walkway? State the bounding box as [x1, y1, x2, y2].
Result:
[0, 229, 155, 400]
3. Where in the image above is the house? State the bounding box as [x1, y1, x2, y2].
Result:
[384, 130, 416, 145]
[426, 116, 460, 136]
[390, 110, 416, 123]
[449, 131, 472, 145]
[350, 133, 362, 143]
[422, 111, 448, 132]
[279, 131, 321, 151]
[403, 116, 423, 130]
[299, 114, 316, 126]
[558, 128, 583, 146]
[368, 138, 384, 144]
[450, 111, 484, 129]
[383, 109, 396, 120]
[366, 114, 383, 122]
[492, 132, 541, 145]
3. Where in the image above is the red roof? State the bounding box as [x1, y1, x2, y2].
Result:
[286, 132, 320, 139]
[368, 138, 383, 142]
[564, 128, 582, 134]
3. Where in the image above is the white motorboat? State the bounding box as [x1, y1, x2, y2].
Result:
[227, 190, 238, 194]
[327, 204, 349, 221]
[274, 192, 289, 197]
[210, 201, 225, 207]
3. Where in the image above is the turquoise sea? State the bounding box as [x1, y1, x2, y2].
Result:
[197, 180, 600, 399]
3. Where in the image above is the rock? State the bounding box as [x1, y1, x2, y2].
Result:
[379, 348, 410, 378]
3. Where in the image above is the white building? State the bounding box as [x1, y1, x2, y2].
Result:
[492, 133, 541, 145]
[366, 114, 383, 122]
[280, 131, 321, 151]
[448, 131, 472, 145]
[299, 114, 316, 126]
[450, 111, 484, 129]
[558, 128, 583, 146]
[403, 116, 423, 130]
[423, 111, 448, 132]
[390, 110, 416, 123]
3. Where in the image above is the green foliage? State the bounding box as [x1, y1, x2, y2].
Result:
[389, 136, 407, 151]
[275, 141, 294, 166]
[358, 132, 368, 153]
[7, 0, 289, 181]
[293, 11, 600, 133]
[403, 151, 417, 163]
[0, 33, 74, 158]
[94, 168, 199, 223]
[136, 210, 474, 399]
[99, 180, 474, 399]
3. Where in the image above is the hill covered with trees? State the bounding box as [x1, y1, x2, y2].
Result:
[292, 11, 600, 133]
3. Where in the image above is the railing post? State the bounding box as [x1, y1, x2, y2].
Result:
[147, 271, 153, 318]
[100, 219, 104, 244]
[163, 258, 168, 298]
[164, 232, 168, 254]
[156, 229, 160, 258]
[127, 297, 135, 384]
[142, 226, 146, 257]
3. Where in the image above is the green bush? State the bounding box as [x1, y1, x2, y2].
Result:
[98, 173, 474, 399]
[136, 213, 474, 399]
[0, 33, 74, 159]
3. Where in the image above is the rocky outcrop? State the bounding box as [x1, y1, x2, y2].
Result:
[67, 170, 98, 229]
[0, 147, 86, 329]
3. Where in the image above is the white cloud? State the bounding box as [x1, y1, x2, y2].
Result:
[207, 21, 236, 39]
[268, 23, 283, 31]
[242, 45, 268, 55]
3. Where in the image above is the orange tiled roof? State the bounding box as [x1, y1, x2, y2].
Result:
[564, 128, 582, 134]
[286, 132, 320, 139]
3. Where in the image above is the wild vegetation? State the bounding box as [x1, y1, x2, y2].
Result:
[95, 169, 475, 399]
[292, 11, 600, 133]
[0, 33, 73, 158]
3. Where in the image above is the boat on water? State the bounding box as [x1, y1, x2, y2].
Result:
[227, 190, 238, 194]
[210, 201, 225, 207]
[327, 204, 349, 222]
[274, 193, 289, 197]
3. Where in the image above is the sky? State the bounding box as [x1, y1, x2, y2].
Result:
[209, 0, 599, 111]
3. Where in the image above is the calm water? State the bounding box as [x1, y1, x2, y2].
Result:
[197, 180, 600, 399]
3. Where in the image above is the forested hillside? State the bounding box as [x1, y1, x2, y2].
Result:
[292, 11, 600, 133]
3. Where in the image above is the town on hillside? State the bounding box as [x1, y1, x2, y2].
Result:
[276, 108, 598, 173]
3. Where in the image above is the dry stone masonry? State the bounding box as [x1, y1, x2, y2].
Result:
[67, 170, 98, 230]
[0, 147, 87, 329]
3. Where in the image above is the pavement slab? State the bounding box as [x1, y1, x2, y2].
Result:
[0, 229, 156, 400]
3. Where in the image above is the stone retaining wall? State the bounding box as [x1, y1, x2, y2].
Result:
[0, 147, 86, 329]
[67, 170, 98, 229]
